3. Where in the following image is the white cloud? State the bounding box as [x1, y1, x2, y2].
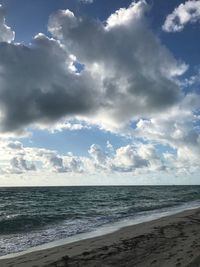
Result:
[180, 68, 200, 88]
[163, 0, 200, 32]
[7, 141, 23, 150]
[87, 143, 166, 174]
[110, 145, 149, 172]
[47, 120, 91, 133]
[88, 144, 106, 163]
[39, 149, 84, 173]
[105, 0, 148, 29]
[8, 156, 36, 174]
[0, 127, 199, 178]
[0, 138, 166, 176]
[0, 5, 15, 42]
[134, 94, 200, 174]
[0, 140, 85, 174]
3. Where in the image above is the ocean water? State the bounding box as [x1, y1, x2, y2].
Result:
[0, 186, 200, 256]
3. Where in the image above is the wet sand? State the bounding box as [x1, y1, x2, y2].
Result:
[0, 207, 200, 267]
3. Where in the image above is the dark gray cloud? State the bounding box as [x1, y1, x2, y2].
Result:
[0, 1, 187, 133]
[0, 35, 99, 132]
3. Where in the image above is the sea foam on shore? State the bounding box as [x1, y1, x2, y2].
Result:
[0, 207, 200, 267]
[0, 186, 200, 257]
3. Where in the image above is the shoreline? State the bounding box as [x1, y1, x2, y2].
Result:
[1, 201, 199, 259]
[0, 207, 200, 266]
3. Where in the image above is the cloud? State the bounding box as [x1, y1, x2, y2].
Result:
[49, 2, 187, 126]
[7, 141, 23, 150]
[47, 120, 91, 133]
[0, 34, 99, 132]
[0, 140, 36, 174]
[0, 1, 188, 134]
[38, 149, 84, 173]
[0, 138, 167, 175]
[0, 5, 15, 42]
[88, 144, 106, 163]
[88, 144, 107, 170]
[0, 1, 199, 181]
[8, 156, 36, 174]
[180, 68, 200, 89]
[134, 94, 200, 173]
[106, 0, 148, 29]
[0, 124, 199, 176]
[79, 0, 94, 4]
[110, 144, 166, 173]
[163, 0, 200, 32]
[87, 143, 165, 174]
[110, 145, 149, 172]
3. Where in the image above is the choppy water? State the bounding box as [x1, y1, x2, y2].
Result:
[0, 186, 200, 256]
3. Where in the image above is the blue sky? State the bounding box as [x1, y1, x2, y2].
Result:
[0, 0, 199, 185]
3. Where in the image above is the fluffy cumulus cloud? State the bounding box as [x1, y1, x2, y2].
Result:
[0, 140, 84, 174]
[8, 156, 36, 174]
[88, 144, 107, 166]
[109, 144, 166, 173]
[163, 0, 200, 32]
[0, 140, 36, 174]
[0, 5, 15, 42]
[48, 1, 188, 131]
[134, 94, 200, 174]
[0, 1, 188, 134]
[38, 149, 84, 173]
[110, 145, 149, 172]
[0, 124, 199, 177]
[0, 138, 167, 176]
[87, 143, 166, 174]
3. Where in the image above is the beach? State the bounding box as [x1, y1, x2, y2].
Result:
[0, 207, 200, 267]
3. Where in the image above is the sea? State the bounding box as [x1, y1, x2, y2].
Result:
[0, 186, 200, 257]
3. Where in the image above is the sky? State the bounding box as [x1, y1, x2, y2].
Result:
[0, 0, 199, 186]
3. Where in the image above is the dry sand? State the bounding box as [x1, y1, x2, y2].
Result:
[0, 208, 200, 267]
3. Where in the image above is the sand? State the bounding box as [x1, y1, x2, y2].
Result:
[0, 207, 200, 267]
